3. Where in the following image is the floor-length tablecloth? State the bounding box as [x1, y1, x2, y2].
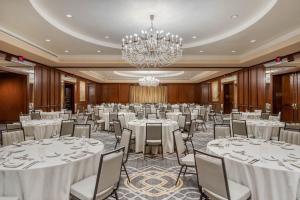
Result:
[0, 138, 104, 200]
[207, 138, 300, 200]
[128, 119, 179, 153]
[102, 112, 136, 130]
[246, 119, 284, 139]
[21, 119, 62, 139]
[40, 112, 62, 120]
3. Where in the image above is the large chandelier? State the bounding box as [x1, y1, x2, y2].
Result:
[138, 76, 160, 87]
[121, 15, 183, 68]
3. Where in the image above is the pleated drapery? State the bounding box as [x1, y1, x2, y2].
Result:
[130, 86, 167, 103]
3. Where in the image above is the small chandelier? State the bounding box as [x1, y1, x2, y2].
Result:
[121, 15, 183, 68]
[138, 76, 160, 87]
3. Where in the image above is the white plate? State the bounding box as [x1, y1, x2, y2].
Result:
[71, 145, 82, 150]
[288, 154, 300, 159]
[45, 152, 61, 158]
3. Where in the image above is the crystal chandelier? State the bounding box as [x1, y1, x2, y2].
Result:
[138, 76, 160, 87]
[121, 15, 183, 68]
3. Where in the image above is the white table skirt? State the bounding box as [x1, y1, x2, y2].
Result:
[40, 112, 61, 120]
[241, 112, 261, 120]
[166, 112, 197, 122]
[21, 119, 62, 140]
[246, 120, 284, 139]
[128, 119, 179, 153]
[207, 138, 300, 200]
[0, 138, 104, 200]
[102, 112, 136, 130]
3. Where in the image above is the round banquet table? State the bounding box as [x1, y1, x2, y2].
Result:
[246, 119, 285, 140]
[166, 112, 197, 122]
[40, 111, 62, 119]
[128, 119, 179, 153]
[0, 137, 104, 200]
[21, 119, 62, 140]
[102, 112, 136, 130]
[207, 138, 300, 200]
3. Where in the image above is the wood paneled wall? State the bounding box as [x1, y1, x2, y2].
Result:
[197, 65, 270, 112]
[96, 83, 197, 103]
[34, 65, 61, 111]
[0, 72, 28, 122]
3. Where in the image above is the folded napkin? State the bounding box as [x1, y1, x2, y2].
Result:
[288, 153, 300, 159]
[45, 152, 61, 158]
[231, 142, 244, 146]
[10, 148, 25, 154]
[281, 145, 294, 150]
[3, 160, 24, 168]
[71, 145, 82, 150]
[64, 141, 75, 145]
[88, 140, 99, 145]
[290, 162, 300, 169]
[13, 154, 28, 159]
[262, 155, 278, 161]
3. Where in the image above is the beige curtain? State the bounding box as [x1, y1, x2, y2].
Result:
[130, 86, 167, 103]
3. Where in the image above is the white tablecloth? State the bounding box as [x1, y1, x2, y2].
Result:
[241, 112, 261, 120]
[40, 112, 62, 120]
[128, 119, 179, 153]
[246, 119, 285, 139]
[0, 138, 104, 200]
[207, 138, 300, 200]
[166, 112, 197, 122]
[21, 119, 62, 139]
[102, 112, 136, 130]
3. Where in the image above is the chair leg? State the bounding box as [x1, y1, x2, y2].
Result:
[115, 191, 119, 200]
[123, 163, 131, 183]
[190, 140, 195, 150]
[176, 165, 184, 185]
[183, 166, 188, 175]
[161, 145, 164, 160]
[114, 140, 118, 149]
[184, 141, 189, 154]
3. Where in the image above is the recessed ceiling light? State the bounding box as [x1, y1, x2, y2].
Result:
[105, 36, 110, 39]
[192, 36, 197, 39]
[250, 39, 256, 43]
[199, 50, 204, 53]
[64, 50, 69, 53]
[97, 50, 101, 53]
[66, 14, 72, 18]
[230, 14, 239, 19]
[231, 50, 237, 53]
[45, 39, 51, 42]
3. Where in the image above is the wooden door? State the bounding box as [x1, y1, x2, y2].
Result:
[223, 83, 234, 114]
[281, 73, 299, 122]
[64, 83, 75, 113]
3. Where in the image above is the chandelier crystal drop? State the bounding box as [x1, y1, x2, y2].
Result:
[121, 15, 183, 68]
[138, 76, 160, 87]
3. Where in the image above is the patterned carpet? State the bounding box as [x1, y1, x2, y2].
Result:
[92, 123, 214, 200]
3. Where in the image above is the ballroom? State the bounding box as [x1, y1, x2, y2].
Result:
[0, 0, 300, 200]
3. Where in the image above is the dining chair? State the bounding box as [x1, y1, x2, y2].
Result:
[183, 113, 192, 131]
[213, 113, 224, 124]
[30, 111, 41, 120]
[118, 114, 126, 129]
[195, 113, 207, 131]
[60, 119, 75, 137]
[254, 109, 262, 113]
[181, 120, 197, 152]
[173, 108, 180, 112]
[158, 111, 166, 119]
[278, 127, 300, 145]
[173, 129, 195, 185]
[115, 129, 132, 182]
[231, 112, 242, 120]
[144, 123, 163, 159]
[260, 112, 270, 120]
[108, 112, 118, 133]
[19, 114, 31, 122]
[214, 124, 231, 139]
[72, 124, 91, 138]
[137, 111, 144, 120]
[232, 120, 249, 138]
[194, 149, 251, 200]
[284, 122, 300, 131]
[147, 113, 157, 119]
[76, 115, 88, 124]
[178, 115, 186, 132]
[6, 123, 22, 130]
[199, 108, 207, 122]
[232, 108, 239, 113]
[70, 147, 124, 200]
[59, 113, 70, 120]
[0, 128, 25, 146]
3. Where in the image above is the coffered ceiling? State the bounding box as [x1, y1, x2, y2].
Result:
[0, 0, 300, 83]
